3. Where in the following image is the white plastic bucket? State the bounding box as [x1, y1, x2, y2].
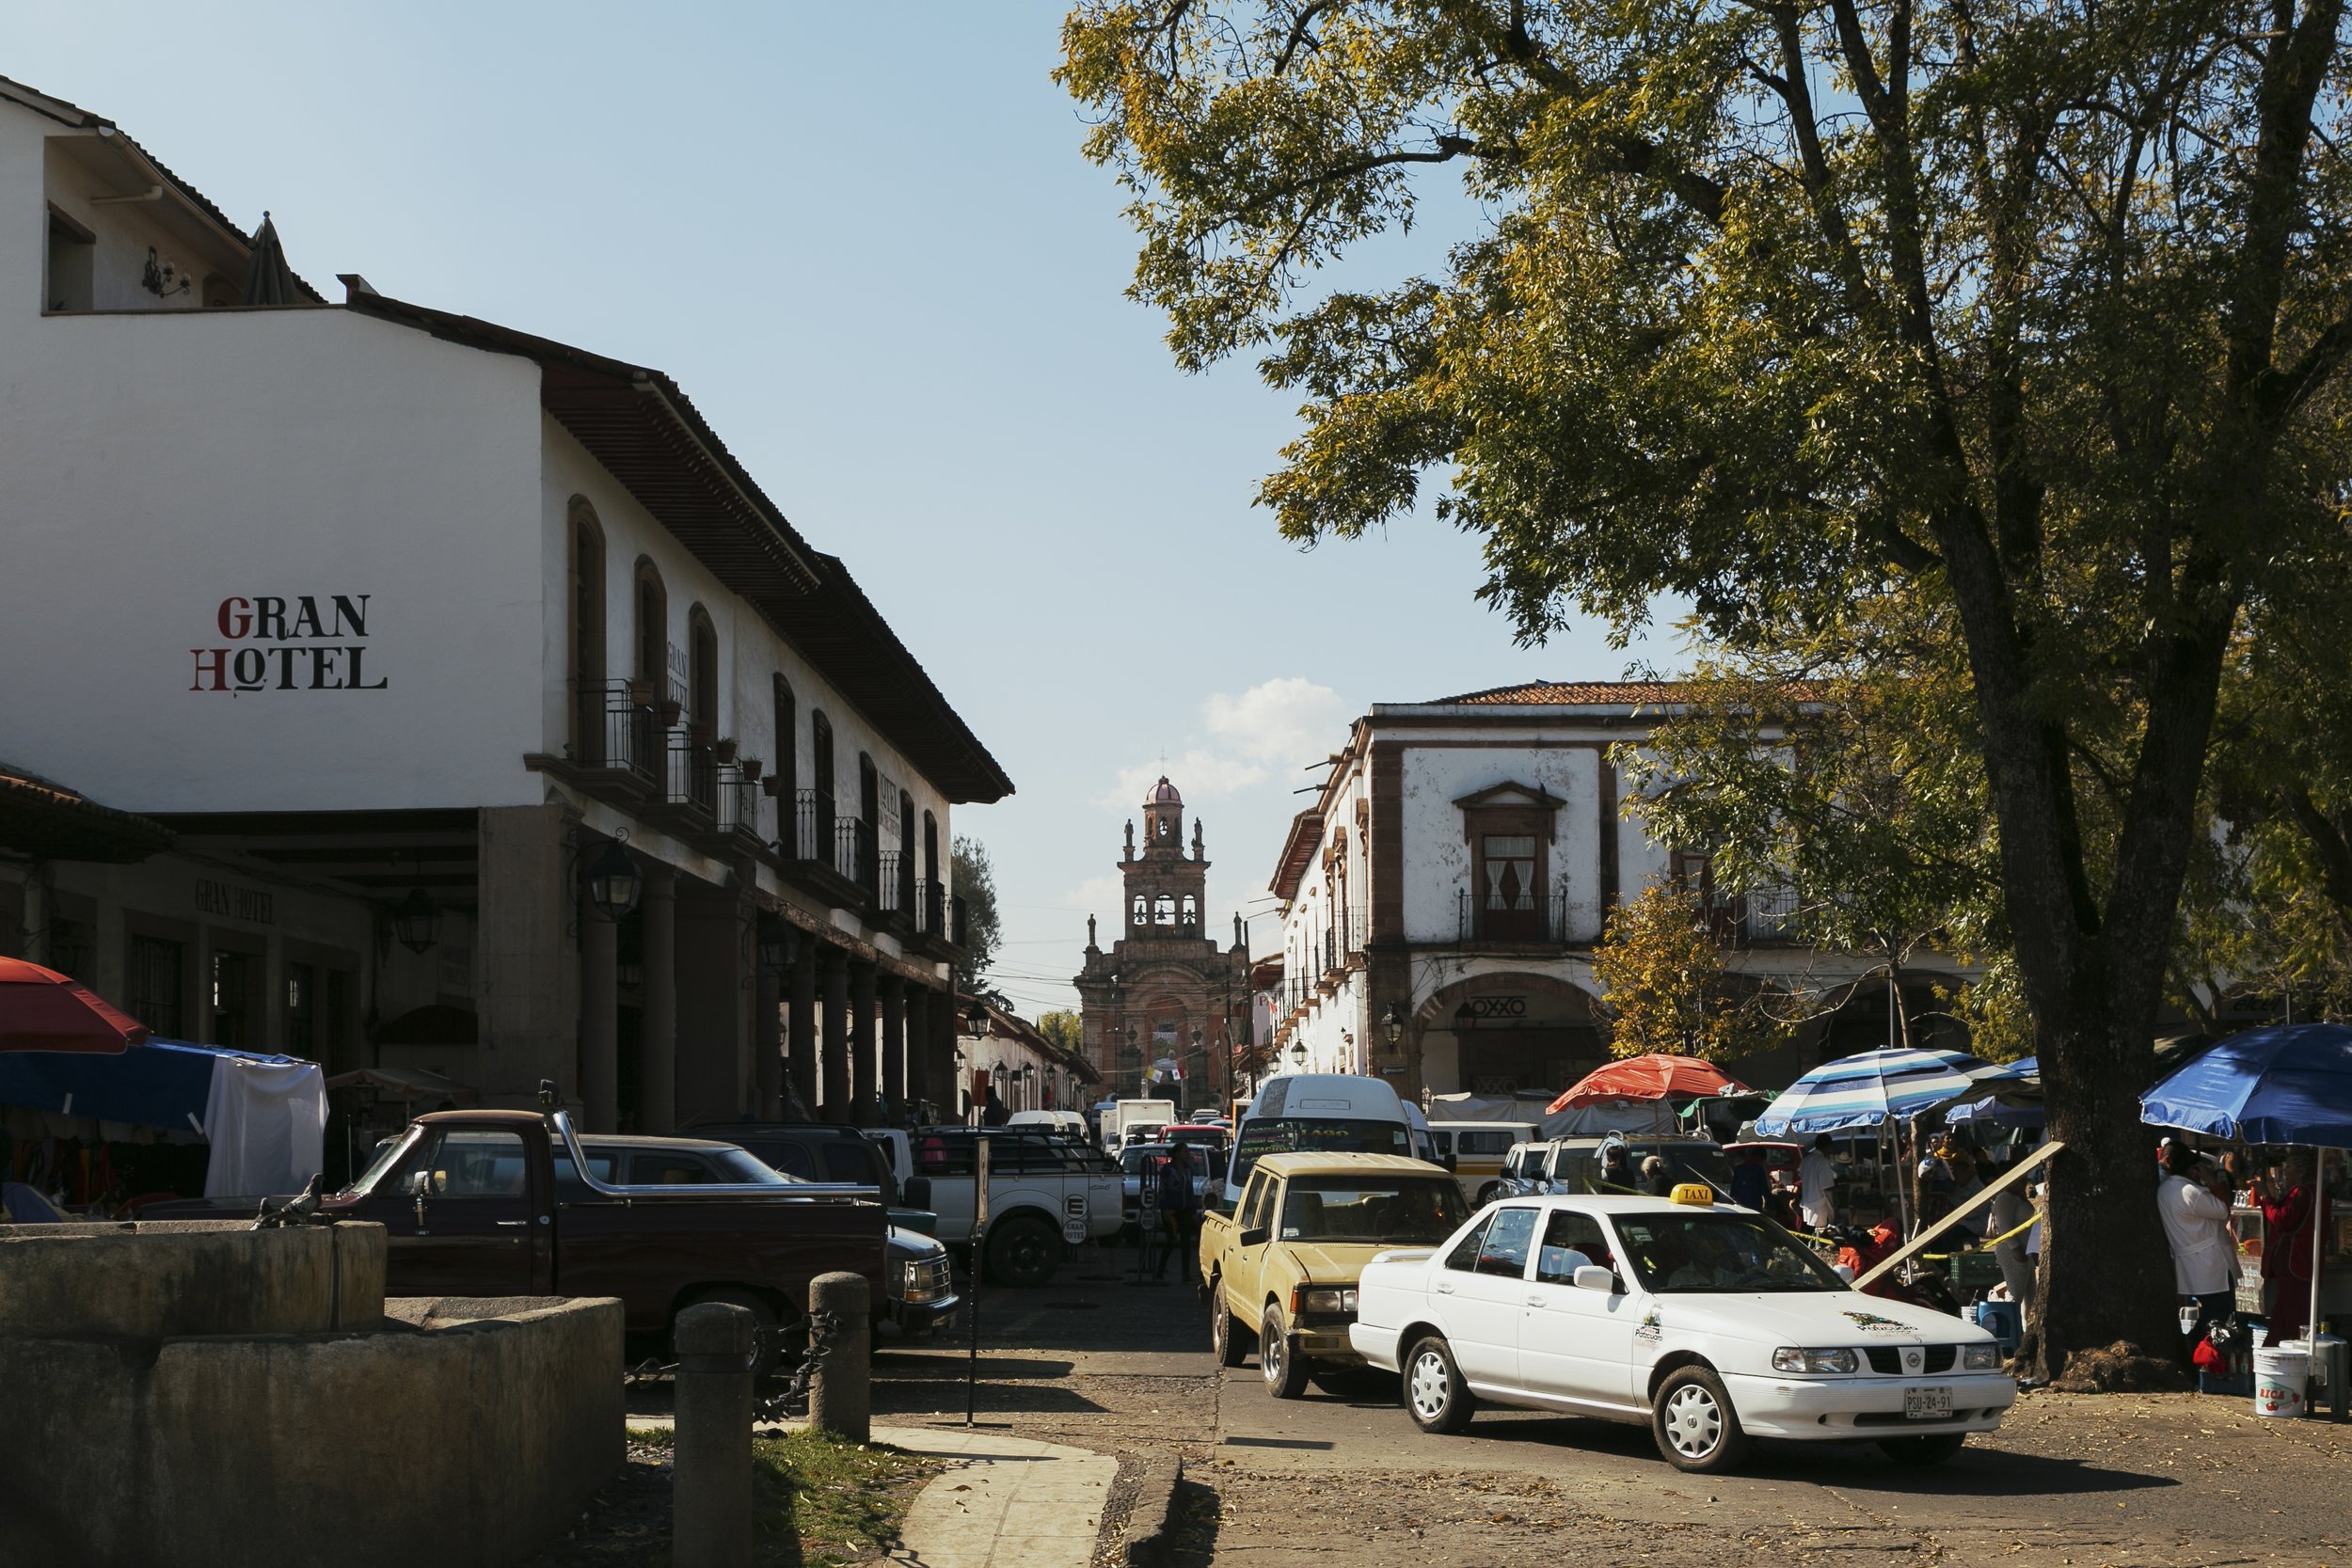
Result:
[2254, 1348, 2310, 1418]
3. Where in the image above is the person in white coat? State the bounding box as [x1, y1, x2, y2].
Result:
[2156, 1141, 2236, 1366]
[1798, 1135, 1839, 1230]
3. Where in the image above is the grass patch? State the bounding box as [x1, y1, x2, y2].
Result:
[536, 1426, 935, 1567]
[755, 1430, 936, 1567]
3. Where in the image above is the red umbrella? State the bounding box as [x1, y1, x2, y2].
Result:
[1548, 1053, 1752, 1113]
[0, 957, 146, 1053]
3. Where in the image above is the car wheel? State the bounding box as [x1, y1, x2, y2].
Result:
[1260, 1305, 1311, 1398]
[1211, 1282, 1250, 1368]
[1878, 1433, 1967, 1466]
[1475, 1182, 1500, 1206]
[1402, 1335, 1474, 1433]
[984, 1214, 1062, 1288]
[1651, 1365, 1750, 1473]
[673, 1288, 788, 1383]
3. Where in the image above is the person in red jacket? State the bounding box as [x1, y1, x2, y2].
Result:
[2250, 1152, 2328, 1343]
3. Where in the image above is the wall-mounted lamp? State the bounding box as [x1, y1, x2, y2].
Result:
[1382, 1003, 1407, 1050]
[755, 923, 793, 977]
[584, 836, 644, 922]
[1289, 1038, 1308, 1069]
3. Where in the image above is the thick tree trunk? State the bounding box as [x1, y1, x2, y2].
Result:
[2029, 990, 2183, 1378]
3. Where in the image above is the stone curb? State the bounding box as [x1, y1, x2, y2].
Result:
[1119, 1453, 1185, 1568]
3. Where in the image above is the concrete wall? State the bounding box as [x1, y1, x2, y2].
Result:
[0, 1294, 623, 1568]
[0, 1219, 384, 1338]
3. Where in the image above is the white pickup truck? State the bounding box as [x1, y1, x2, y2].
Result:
[913, 1126, 1124, 1286]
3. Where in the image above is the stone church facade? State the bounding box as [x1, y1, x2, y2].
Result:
[1073, 779, 1251, 1109]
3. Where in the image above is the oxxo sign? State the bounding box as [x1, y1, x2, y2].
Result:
[190, 594, 389, 693]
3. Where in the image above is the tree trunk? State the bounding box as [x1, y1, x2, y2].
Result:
[2029, 985, 2182, 1379]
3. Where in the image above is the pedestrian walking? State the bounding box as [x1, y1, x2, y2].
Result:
[1799, 1135, 1839, 1231]
[1640, 1154, 1674, 1197]
[2157, 1141, 2236, 1365]
[1153, 1144, 1201, 1281]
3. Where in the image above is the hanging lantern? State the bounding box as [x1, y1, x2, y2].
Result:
[390, 886, 442, 957]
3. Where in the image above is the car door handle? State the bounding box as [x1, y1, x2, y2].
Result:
[1524, 1294, 1546, 1307]
[1433, 1281, 1455, 1294]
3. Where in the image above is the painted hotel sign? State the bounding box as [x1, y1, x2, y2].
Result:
[191, 594, 389, 692]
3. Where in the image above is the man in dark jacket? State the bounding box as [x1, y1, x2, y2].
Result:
[1153, 1145, 1202, 1280]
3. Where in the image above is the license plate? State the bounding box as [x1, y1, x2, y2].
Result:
[1904, 1386, 1953, 1419]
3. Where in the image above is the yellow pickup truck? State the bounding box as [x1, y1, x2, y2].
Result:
[1198, 1151, 1470, 1398]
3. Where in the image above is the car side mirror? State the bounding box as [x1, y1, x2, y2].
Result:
[1440, 1151, 1458, 1173]
[405, 1170, 434, 1197]
[1237, 1225, 1270, 1248]
[902, 1176, 933, 1210]
[1573, 1265, 1617, 1293]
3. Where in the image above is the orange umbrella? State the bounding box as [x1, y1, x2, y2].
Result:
[1548, 1053, 1751, 1113]
[0, 957, 146, 1053]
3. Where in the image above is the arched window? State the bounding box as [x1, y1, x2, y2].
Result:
[1180, 895, 1198, 927]
[898, 789, 916, 913]
[686, 606, 717, 739]
[1154, 894, 1176, 926]
[633, 561, 668, 697]
[1132, 895, 1148, 927]
[856, 754, 880, 894]
[567, 499, 605, 764]
[772, 676, 798, 853]
[810, 709, 836, 855]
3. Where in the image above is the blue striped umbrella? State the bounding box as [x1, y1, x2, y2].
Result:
[1754, 1047, 1986, 1137]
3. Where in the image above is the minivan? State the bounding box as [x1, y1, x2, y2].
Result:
[1425, 1120, 1541, 1206]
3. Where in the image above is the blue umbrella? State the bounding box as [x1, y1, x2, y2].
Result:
[1754, 1047, 1986, 1138]
[1976, 1055, 2039, 1087]
[2142, 1022, 2352, 1355]
[2139, 1022, 2352, 1148]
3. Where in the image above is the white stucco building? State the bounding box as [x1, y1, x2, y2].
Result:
[0, 76, 1009, 1132]
[1264, 681, 1963, 1100]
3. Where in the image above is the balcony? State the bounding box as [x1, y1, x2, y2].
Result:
[780, 790, 860, 909]
[1454, 886, 1577, 947]
[876, 849, 914, 929]
[666, 737, 719, 822]
[836, 818, 877, 903]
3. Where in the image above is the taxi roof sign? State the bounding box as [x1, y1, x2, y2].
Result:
[1669, 1182, 1715, 1206]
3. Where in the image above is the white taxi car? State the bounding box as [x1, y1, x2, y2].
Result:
[1349, 1186, 2015, 1473]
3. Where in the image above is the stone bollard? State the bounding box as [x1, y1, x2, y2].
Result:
[673, 1300, 755, 1568]
[809, 1271, 872, 1444]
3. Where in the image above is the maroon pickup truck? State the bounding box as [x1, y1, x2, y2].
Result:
[326, 1103, 884, 1378]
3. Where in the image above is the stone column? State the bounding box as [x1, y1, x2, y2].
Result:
[641, 862, 677, 1133]
[930, 988, 960, 1123]
[580, 887, 620, 1132]
[880, 975, 906, 1125]
[752, 914, 783, 1120]
[903, 986, 930, 1120]
[473, 803, 580, 1106]
[788, 931, 818, 1116]
[850, 961, 879, 1128]
[819, 946, 849, 1123]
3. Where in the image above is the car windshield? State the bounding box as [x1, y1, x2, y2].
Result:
[1232, 1117, 1412, 1188]
[1278, 1176, 1467, 1243]
[1612, 1210, 1847, 1293]
[344, 1132, 415, 1196]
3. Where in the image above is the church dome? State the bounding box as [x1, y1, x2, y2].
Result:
[1146, 776, 1183, 805]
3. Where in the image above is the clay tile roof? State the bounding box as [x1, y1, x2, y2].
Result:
[1435, 679, 1692, 706]
[0, 762, 175, 863]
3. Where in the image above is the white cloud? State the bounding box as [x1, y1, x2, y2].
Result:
[1094, 677, 1350, 810]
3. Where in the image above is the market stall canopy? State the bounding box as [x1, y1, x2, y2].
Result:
[1548, 1053, 1754, 1113]
[1753, 1046, 1985, 1138]
[0, 1037, 325, 1196]
[0, 957, 145, 1053]
[324, 1066, 475, 1104]
[2140, 1022, 2352, 1148]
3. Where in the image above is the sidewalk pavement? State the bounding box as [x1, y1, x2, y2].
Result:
[884, 1425, 1117, 1568]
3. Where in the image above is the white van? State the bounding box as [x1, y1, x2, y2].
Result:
[1425, 1120, 1542, 1206]
[1220, 1073, 1425, 1209]
[1007, 1109, 1089, 1141]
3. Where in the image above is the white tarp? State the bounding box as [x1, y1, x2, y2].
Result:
[1425, 1091, 1681, 1141]
[201, 1054, 327, 1196]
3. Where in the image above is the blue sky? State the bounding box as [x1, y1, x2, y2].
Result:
[5, 5, 1667, 1015]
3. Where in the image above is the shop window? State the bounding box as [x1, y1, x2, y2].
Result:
[285, 962, 316, 1056]
[211, 949, 256, 1048]
[129, 935, 184, 1038]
